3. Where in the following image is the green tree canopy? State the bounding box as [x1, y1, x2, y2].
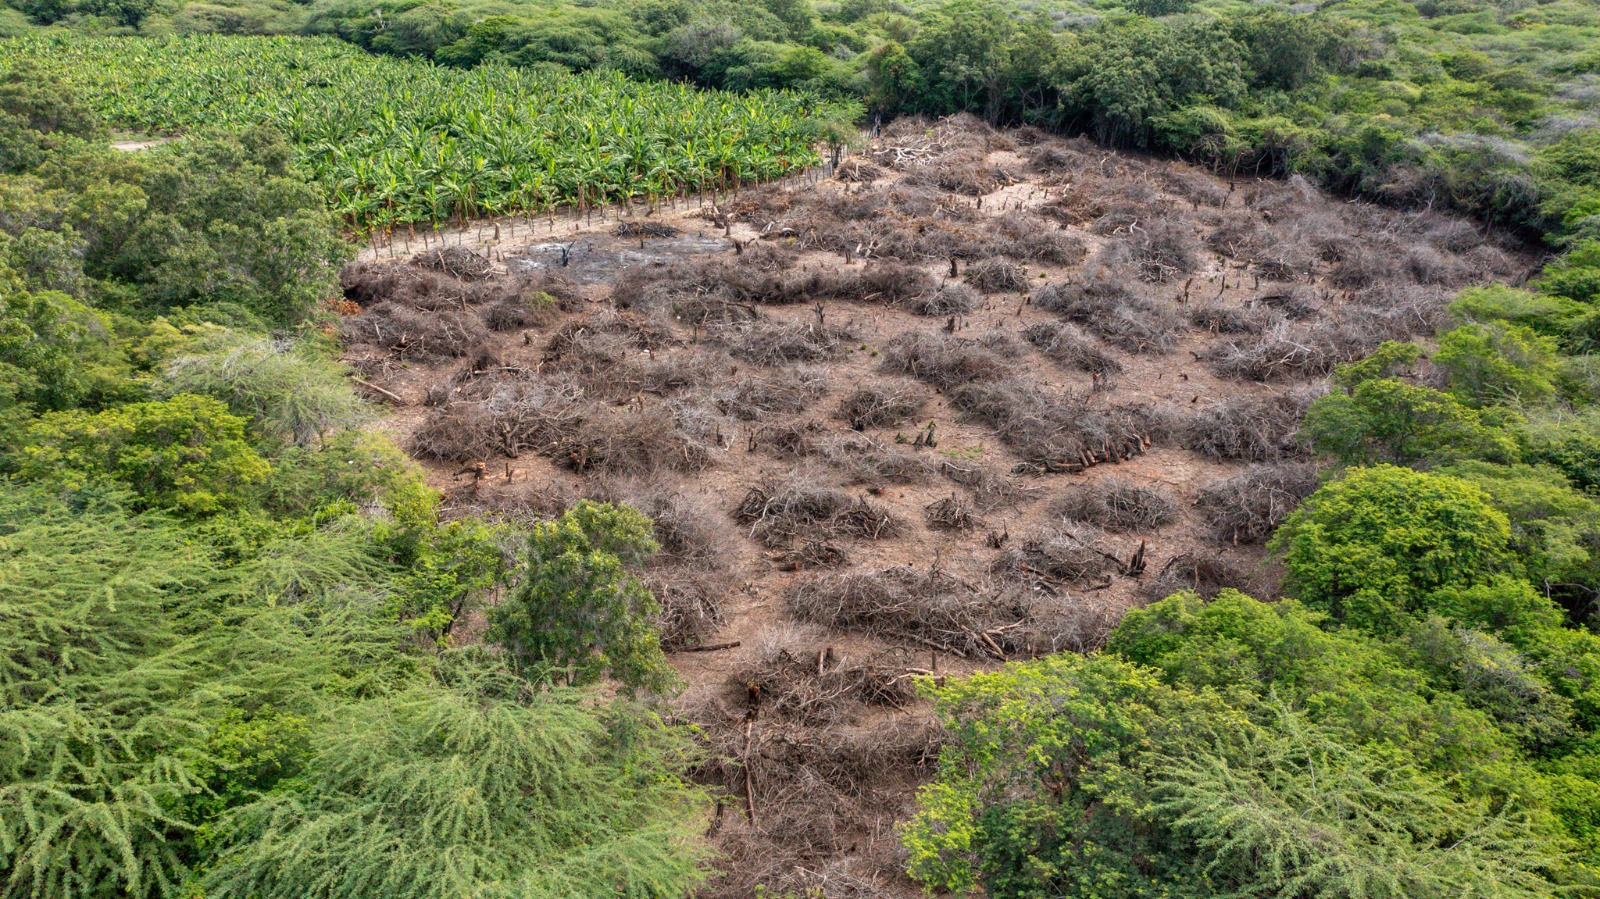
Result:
[1303, 376, 1523, 467]
[1436, 322, 1562, 408]
[902, 609, 1566, 899]
[1, 483, 712, 899]
[202, 681, 711, 899]
[488, 500, 674, 693]
[0, 286, 134, 416]
[1270, 465, 1513, 632]
[14, 393, 271, 515]
[159, 328, 368, 447]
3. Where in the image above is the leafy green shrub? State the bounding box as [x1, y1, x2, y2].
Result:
[1, 484, 710, 899]
[1110, 590, 1520, 768]
[1270, 465, 1512, 632]
[1, 224, 84, 294]
[260, 429, 421, 518]
[1439, 461, 1600, 598]
[1432, 562, 1558, 626]
[0, 495, 220, 899]
[1056, 17, 1247, 147]
[1403, 617, 1575, 750]
[900, 652, 1222, 895]
[488, 500, 674, 692]
[1330, 339, 1426, 389]
[111, 128, 349, 323]
[0, 70, 104, 172]
[389, 517, 509, 642]
[0, 287, 134, 414]
[202, 683, 711, 899]
[14, 393, 270, 515]
[1536, 240, 1600, 305]
[904, 598, 1565, 899]
[0, 100, 347, 324]
[1449, 285, 1589, 340]
[1523, 408, 1600, 492]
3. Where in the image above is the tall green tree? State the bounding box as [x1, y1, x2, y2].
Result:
[202, 681, 711, 899]
[1303, 377, 1523, 466]
[1270, 465, 1513, 632]
[908, 0, 1020, 121]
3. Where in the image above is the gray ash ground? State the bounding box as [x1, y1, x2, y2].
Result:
[510, 230, 732, 283]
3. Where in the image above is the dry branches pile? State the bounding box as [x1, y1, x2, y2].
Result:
[1196, 462, 1323, 544]
[1032, 276, 1181, 354]
[961, 257, 1028, 293]
[815, 434, 938, 485]
[833, 157, 885, 183]
[1023, 321, 1122, 375]
[1184, 391, 1316, 462]
[715, 368, 830, 421]
[1126, 219, 1200, 283]
[992, 520, 1119, 587]
[1145, 553, 1250, 600]
[721, 320, 857, 366]
[648, 573, 726, 651]
[948, 379, 1159, 473]
[1049, 478, 1178, 532]
[484, 291, 560, 331]
[788, 566, 1029, 659]
[414, 246, 493, 280]
[1188, 301, 1274, 334]
[924, 494, 979, 531]
[410, 379, 585, 462]
[905, 282, 980, 316]
[940, 460, 1032, 511]
[879, 330, 1019, 390]
[839, 385, 926, 431]
[737, 634, 921, 726]
[734, 475, 900, 546]
[556, 405, 719, 475]
[1206, 319, 1380, 382]
[341, 305, 488, 362]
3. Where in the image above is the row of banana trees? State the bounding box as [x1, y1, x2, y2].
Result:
[7, 33, 858, 231]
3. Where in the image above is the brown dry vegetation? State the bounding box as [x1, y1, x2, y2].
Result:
[341, 115, 1529, 898]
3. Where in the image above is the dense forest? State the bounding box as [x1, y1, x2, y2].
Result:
[3, 0, 1600, 893]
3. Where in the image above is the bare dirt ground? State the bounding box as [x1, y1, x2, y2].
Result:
[338, 114, 1529, 898]
[109, 133, 176, 152]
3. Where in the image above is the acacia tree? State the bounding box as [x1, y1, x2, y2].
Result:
[16, 394, 271, 516]
[488, 500, 675, 693]
[203, 682, 711, 899]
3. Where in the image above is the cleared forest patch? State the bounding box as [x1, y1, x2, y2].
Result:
[339, 115, 1528, 899]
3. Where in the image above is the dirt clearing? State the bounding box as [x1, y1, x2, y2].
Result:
[339, 113, 1529, 898]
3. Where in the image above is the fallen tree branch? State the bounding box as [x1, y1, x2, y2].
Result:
[350, 376, 404, 404]
[678, 640, 741, 653]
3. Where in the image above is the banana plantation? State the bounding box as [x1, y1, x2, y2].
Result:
[4, 33, 855, 230]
